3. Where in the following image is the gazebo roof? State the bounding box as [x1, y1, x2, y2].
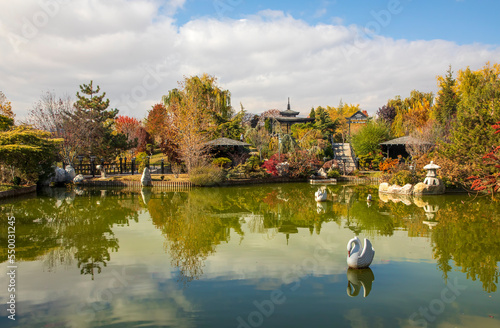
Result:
[379, 136, 432, 146]
[346, 110, 369, 121]
[204, 137, 250, 147]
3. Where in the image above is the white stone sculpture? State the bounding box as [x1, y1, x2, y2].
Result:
[347, 236, 375, 269]
[141, 167, 152, 186]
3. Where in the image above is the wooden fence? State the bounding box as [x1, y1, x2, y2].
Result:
[337, 176, 380, 184]
[81, 180, 193, 191]
[67, 161, 172, 176]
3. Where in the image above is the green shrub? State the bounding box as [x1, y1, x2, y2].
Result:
[389, 170, 417, 186]
[246, 155, 261, 171]
[327, 169, 341, 178]
[11, 176, 21, 186]
[189, 166, 226, 186]
[135, 152, 148, 173]
[212, 157, 232, 168]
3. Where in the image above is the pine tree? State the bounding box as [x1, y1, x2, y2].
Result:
[434, 66, 458, 126]
[309, 107, 315, 119]
[65, 81, 128, 160]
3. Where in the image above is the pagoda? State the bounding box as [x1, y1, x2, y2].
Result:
[275, 98, 314, 133]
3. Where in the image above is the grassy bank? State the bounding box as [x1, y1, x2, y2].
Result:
[0, 184, 22, 192]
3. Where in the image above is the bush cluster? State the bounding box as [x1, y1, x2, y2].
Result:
[389, 170, 417, 186]
[327, 169, 341, 178]
[189, 165, 226, 186]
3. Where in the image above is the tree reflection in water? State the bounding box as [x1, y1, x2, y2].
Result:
[377, 192, 500, 293]
[2, 185, 499, 292]
[431, 199, 500, 293]
[0, 188, 139, 279]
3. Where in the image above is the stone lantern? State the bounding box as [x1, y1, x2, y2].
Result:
[423, 161, 441, 186]
[413, 161, 446, 195]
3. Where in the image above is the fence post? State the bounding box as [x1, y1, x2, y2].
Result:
[131, 157, 135, 175]
[124, 157, 127, 174]
[119, 157, 123, 174]
[90, 156, 96, 178]
[161, 159, 164, 174]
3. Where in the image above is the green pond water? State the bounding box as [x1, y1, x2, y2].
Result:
[0, 183, 499, 328]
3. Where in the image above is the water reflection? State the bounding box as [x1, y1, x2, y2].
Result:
[430, 199, 500, 293]
[0, 188, 139, 279]
[378, 191, 500, 293]
[346, 268, 375, 297]
[1, 184, 499, 294]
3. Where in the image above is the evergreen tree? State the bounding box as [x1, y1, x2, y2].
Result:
[314, 106, 337, 138]
[309, 107, 315, 119]
[434, 66, 458, 126]
[441, 63, 500, 176]
[65, 81, 128, 160]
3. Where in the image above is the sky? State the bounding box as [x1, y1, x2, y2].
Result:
[1, 0, 499, 120]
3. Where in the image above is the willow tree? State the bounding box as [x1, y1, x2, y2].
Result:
[162, 74, 233, 171]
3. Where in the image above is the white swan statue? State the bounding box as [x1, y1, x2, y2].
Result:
[347, 236, 375, 269]
[315, 188, 327, 202]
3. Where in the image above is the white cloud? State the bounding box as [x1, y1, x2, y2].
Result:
[0, 3, 499, 120]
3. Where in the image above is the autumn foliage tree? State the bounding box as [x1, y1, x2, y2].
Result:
[0, 91, 14, 119]
[145, 103, 167, 145]
[162, 75, 229, 171]
[469, 121, 500, 198]
[114, 115, 149, 154]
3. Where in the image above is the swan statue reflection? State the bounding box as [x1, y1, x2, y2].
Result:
[347, 268, 375, 297]
[347, 236, 375, 269]
[315, 187, 327, 202]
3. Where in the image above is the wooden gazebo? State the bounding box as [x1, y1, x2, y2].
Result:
[379, 136, 432, 159]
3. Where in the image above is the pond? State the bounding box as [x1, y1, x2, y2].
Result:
[0, 183, 499, 328]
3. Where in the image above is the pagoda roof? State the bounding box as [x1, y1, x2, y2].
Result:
[280, 97, 300, 117]
[280, 109, 300, 116]
[275, 116, 314, 123]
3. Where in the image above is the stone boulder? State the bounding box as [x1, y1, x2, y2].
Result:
[73, 174, 85, 184]
[322, 160, 339, 170]
[401, 184, 414, 195]
[65, 165, 76, 180]
[53, 167, 69, 184]
[141, 167, 152, 186]
[413, 182, 446, 195]
[387, 184, 403, 194]
[378, 182, 390, 193]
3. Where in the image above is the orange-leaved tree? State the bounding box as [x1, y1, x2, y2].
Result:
[469, 122, 500, 199]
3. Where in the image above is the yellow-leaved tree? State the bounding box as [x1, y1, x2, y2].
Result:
[0, 91, 14, 119]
